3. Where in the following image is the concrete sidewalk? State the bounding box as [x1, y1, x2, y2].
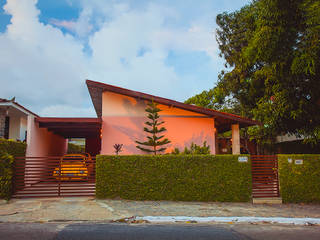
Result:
[1, 198, 320, 224]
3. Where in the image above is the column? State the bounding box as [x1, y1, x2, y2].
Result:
[232, 123, 240, 154]
[211, 118, 216, 155]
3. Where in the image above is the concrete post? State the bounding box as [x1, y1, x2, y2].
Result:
[211, 118, 216, 155]
[232, 123, 240, 154]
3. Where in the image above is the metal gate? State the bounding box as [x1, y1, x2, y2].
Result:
[251, 155, 280, 198]
[13, 156, 95, 198]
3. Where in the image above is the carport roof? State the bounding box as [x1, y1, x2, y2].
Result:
[36, 117, 101, 138]
[86, 79, 260, 132]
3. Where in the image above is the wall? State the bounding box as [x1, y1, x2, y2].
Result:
[85, 136, 101, 156]
[20, 117, 27, 141]
[101, 91, 215, 155]
[26, 116, 68, 157]
[9, 116, 20, 140]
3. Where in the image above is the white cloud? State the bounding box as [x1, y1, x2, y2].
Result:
[152, 25, 218, 59]
[39, 104, 95, 117]
[0, 0, 90, 116]
[0, 0, 219, 117]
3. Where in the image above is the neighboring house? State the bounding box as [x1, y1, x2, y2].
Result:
[25, 80, 259, 157]
[0, 98, 38, 141]
[275, 133, 320, 154]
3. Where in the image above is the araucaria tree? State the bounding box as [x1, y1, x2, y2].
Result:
[136, 101, 170, 155]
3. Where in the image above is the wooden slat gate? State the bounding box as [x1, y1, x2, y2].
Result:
[13, 156, 95, 198]
[251, 155, 280, 198]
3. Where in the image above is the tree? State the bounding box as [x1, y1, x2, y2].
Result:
[188, 0, 320, 143]
[136, 101, 171, 155]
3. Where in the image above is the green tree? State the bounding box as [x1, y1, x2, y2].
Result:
[188, 0, 320, 143]
[136, 101, 171, 155]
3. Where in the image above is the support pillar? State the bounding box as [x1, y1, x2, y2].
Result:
[211, 118, 216, 155]
[232, 123, 240, 154]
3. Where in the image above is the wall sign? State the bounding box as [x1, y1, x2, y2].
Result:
[238, 156, 248, 162]
[295, 159, 303, 165]
[288, 158, 292, 163]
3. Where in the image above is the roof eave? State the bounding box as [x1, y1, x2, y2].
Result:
[86, 79, 260, 127]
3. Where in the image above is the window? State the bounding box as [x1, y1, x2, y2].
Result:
[4, 116, 9, 139]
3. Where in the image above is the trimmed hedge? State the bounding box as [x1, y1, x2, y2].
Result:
[0, 139, 26, 200]
[96, 155, 251, 202]
[0, 153, 14, 200]
[278, 154, 320, 203]
[0, 138, 26, 157]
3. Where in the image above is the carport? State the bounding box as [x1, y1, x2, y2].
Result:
[35, 117, 102, 156]
[13, 117, 102, 198]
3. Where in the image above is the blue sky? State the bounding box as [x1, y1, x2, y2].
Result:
[0, 0, 250, 117]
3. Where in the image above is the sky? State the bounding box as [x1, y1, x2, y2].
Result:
[0, 0, 250, 117]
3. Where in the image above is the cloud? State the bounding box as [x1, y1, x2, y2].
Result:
[50, 19, 76, 31]
[0, 0, 220, 117]
[0, 0, 89, 115]
[50, 7, 93, 38]
[39, 104, 95, 117]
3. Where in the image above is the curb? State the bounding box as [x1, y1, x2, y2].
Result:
[133, 216, 320, 225]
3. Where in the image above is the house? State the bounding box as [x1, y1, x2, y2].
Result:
[0, 98, 38, 141]
[25, 80, 259, 157]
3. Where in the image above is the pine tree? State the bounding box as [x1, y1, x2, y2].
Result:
[136, 101, 170, 155]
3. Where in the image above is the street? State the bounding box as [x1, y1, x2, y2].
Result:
[1, 223, 320, 240]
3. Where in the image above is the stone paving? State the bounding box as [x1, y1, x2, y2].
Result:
[0, 198, 320, 223]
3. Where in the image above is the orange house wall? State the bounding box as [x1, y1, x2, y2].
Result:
[26, 116, 68, 157]
[101, 91, 216, 155]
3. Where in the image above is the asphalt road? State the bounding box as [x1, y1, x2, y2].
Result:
[1, 223, 320, 240]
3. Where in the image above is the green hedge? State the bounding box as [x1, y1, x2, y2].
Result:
[0, 153, 14, 200]
[0, 139, 26, 200]
[278, 154, 320, 203]
[96, 155, 251, 202]
[0, 138, 26, 157]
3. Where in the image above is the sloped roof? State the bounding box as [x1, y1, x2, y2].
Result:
[0, 98, 39, 117]
[86, 80, 260, 132]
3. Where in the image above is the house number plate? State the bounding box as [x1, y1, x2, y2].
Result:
[238, 156, 248, 162]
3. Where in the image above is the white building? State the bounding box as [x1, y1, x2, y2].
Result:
[0, 98, 38, 141]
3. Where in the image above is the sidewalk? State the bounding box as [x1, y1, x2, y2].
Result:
[1, 198, 320, 224]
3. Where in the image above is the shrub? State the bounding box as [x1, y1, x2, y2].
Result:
[96, 154, 251, 202]
[171, 141, 211, 155]
[278, 154, 320, 203]
[67, 143, 85, 154]
[0, 138, 26, 157]
[0, 138, 26, 200]
[0, 152, 14, 200]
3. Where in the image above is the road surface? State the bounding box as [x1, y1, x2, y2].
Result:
[1, 222, 320, 240]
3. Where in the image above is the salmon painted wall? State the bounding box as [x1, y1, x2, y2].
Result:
[101, 91, 216, 155]
[26, 116, 68, 157]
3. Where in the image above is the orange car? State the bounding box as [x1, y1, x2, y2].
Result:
[53, 154, 93, 181]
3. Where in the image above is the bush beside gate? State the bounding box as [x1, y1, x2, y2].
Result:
[278, 154, 320, 203]
[96, 154, 252, 202]
[0, 139, 26, 200]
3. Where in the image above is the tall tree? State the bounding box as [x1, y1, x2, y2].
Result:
[188, 0, 320, 143]
[136, 101, 171, 155]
